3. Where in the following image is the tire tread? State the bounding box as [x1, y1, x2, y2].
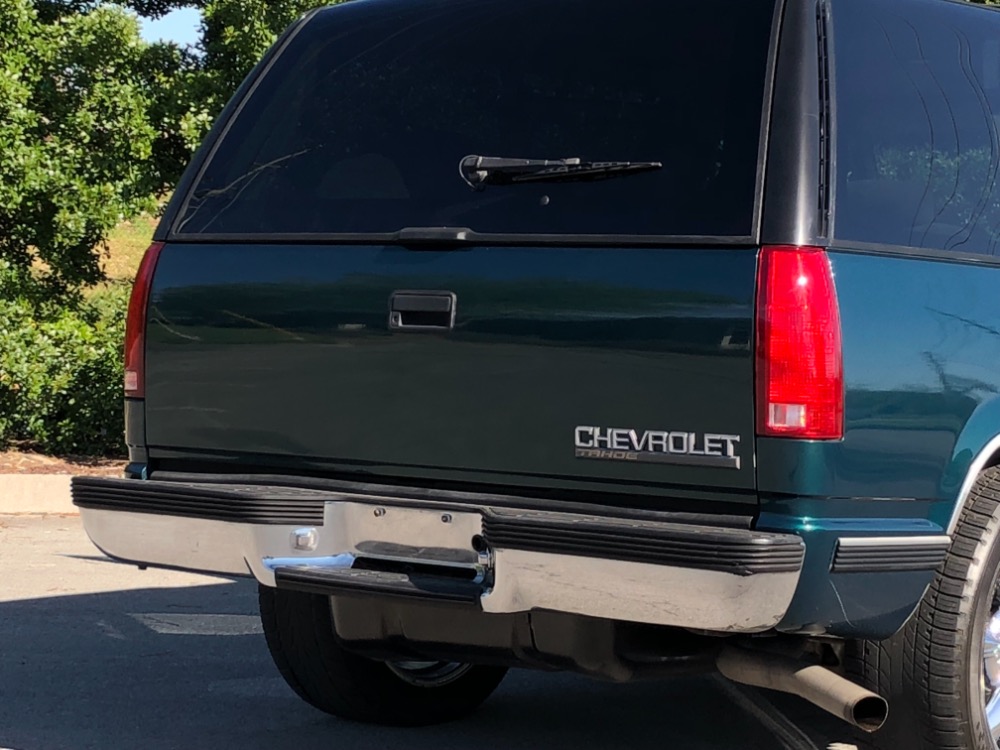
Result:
[847, 466, 1000, 750]
[258, 585, 507, 726]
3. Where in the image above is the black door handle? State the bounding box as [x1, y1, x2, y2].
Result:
[389, 291, 457, 331]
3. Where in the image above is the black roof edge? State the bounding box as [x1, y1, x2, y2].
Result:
[760, 0, 827, 248]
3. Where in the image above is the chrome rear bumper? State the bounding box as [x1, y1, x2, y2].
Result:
[75, 477, 805, 633]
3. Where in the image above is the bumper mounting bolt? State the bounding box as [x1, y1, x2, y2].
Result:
[292, 528, 318, 552]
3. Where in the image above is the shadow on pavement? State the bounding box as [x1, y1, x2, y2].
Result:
[0, 575, 813, 750]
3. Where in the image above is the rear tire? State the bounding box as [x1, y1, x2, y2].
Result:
[258, 584, 508, 726]
[847, 467, 1000, 750]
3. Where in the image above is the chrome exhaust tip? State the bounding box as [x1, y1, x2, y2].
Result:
[850, 694, 890, 733]
[716, 646, 888, 733]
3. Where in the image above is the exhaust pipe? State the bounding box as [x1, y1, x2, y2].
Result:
[716, 646, 888, 733]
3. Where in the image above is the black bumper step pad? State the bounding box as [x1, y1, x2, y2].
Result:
[72, 476, 329, 525]
[482, 510, 804, 576]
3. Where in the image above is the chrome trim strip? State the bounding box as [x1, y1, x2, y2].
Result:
[836, 535, 951, 548]
[948, 434, 1000, 536]
[79, 500, 804, 633]
[264, 554, 355, 572]
[831, 535, 951, 574]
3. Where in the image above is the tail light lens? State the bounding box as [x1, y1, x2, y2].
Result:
[755, 245, 843, 439]
[124, 242, 165, 398]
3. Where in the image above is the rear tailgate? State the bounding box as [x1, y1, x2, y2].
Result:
[143, 0, 780, 508]
[145, 243, 757, 501]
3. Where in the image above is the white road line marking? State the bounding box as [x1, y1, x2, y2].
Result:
[95, 619, 126, 640]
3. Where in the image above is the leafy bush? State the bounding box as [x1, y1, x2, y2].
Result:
[0, 265, 130, 456]
[1, 0, 165, 293]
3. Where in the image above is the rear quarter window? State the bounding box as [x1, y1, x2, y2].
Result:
[174, 0, 777, 240]
[833, 0, 1000, 255]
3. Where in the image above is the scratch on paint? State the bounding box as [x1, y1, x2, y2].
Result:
[221, 310, 305, 341]
[829, 580, 854, 628]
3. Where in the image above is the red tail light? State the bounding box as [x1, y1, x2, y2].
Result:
[124, 242, 165, 398]
[755, 245, 843, 440]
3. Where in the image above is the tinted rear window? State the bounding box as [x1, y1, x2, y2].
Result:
[176, 0, 776, 239]
[834, 0, 1000, 254]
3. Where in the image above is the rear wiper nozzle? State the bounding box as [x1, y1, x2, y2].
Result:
[459, 154, 662, 190]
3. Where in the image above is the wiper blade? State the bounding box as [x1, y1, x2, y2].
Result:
[459, 154, 662, 190]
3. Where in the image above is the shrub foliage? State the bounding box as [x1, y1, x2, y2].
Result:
[0, 267, 129, 455]
[0, 0, 167, 291]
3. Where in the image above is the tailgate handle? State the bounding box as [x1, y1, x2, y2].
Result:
[389, 291, 457, 331]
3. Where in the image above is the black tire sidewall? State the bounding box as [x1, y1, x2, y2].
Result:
[964, 507, 1000, 748]
[259, 584, 507, 726]
[849, 468, 1000, 750]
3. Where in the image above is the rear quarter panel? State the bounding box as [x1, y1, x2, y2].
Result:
[759, 249, 1000, 636]
[760, 250, 1000, 514]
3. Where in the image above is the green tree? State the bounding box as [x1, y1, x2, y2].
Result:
[202, 0, 320, 93]
[34, 0, 202, 22]
[0, 0, 164, 291]
[0, 0, 338, 295]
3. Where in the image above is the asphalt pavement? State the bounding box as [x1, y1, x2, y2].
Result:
[0, 515, 855, 750]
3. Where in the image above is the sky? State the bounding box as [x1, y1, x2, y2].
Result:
[139, 6, 201, 47]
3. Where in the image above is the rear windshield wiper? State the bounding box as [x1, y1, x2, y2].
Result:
[459, 154, 662, 191]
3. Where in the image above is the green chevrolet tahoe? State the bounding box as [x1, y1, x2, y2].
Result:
[73, 0, 1000, 746]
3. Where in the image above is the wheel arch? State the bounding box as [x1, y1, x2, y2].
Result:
[947, 411, 1000, 536]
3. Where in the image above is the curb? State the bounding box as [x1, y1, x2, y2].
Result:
[0, 475, 77, 515]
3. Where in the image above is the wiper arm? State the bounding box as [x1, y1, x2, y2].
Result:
[459, 155, 662, 190]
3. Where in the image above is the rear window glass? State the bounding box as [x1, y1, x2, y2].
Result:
[175, 0, 776, 239]
[834, 0, 1000, 254]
